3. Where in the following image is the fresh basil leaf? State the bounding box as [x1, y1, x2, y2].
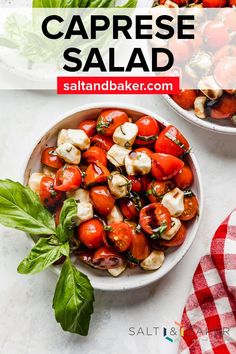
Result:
[0, 180, 55, 235]
[32, 0, 136, 7]
[56, 198, 77, 242]
[117, 0, 137, 7]
[0, 36, 18, 49]
[17, 235, 69, 274]
[53, 258, 94, 336]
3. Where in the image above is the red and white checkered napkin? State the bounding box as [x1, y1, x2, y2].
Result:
[179, 210, 236, 354]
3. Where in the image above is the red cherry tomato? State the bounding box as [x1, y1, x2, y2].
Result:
[174, 165, 194, 190]
[204, 22, 229, 50]
[78, 250, 95, 267]
[127, 175, 151, 193]
[78, 119, 97, 137]
[139, 203, 171, 235]
[147, 180, 175, 203]
[203, 0, 226, 7]
[155, 125, 190, 157]
[135, 147, 153, 158]
[39, 176, 64, 208]
[129, 229, 151, 260]
[151, 153, 184, 180]
[41, 147, 63, 169]
[179, 195, 199, 221]
[229, 0, 236, 6]
[214, 59, 236, 90]
[206, 93, 236, 120]
[120, 198, 139, 220]
[93, 246, 124, 269]
[82, 146, 107, 166]
[54, 165, 82, 192]
[96, 109, 129, 136]
[169, 38, 193, 63]
[91, 134, 113, 151]
[160, 224, 187, 247]
[135, 116, 160, 145]
[214, 45, 236, 65]
[84, 162, 110, 187]
[90, 186, 115, 216]
[106, 222, 133, 252]
[171, 90, 197, 110]
[78, 218, 104, 249]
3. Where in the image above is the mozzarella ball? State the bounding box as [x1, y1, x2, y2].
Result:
[140, 251, 165, 271]
[28, 173, 44, 194]
[57, 129, 90, 150]
[125, 151, 151, 175]
[107, 205, 124, 225]
[66, 188, 90, 203]
[161, 188, 184, 217]
[108, 263, 127, 277]
[161, 217, 181, 240]
[107, 144, 130, 167]
[56, 143, 81, 164]
[75, 202, 93, 226]
[113, 122, 138, 148]
[108, 172, 131, 199]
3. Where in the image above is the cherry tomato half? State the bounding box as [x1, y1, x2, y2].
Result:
[179, 195, 199, 221]
[41, 147, 63, 169]
[151, 153, 184, 180]
[54, 165, 82, 192]
[106, 222, 133, 252]
[78, 119, 97, 137]
[93, 246, 124, 269]
[159, 224, 187, 247]
[171, 90, 197, 110]
[96, 109, 129, 136]
[147, 180, 175, 203]
[129, 229, 151, 260]
[78, 250, 95, 267]
[174, 165, 193, 190]
[78, 218, 104, 249]
[120, 198, 139, 220]
[127, 175, 151, 194]
[206, 93, 236, 120]
[82, 146, 107, 166]
[39, 176, 64, 208]
[91, 134, 113, 151]
[204, 21, 229, 50]
[135, 116, 160, 145]
[155, 125, 190, 157]
[90, 186, 115, 216]
[135, 147, 153, 158]
[84, 162, 110, 187]
[139, 203, 171, 235]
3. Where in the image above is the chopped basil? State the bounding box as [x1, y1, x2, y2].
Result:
[130, 191, 142, 211]
[165, 131, 189, 153]
[150, 222, 167, 239]
[125, 252, 140, 265]
[120, 125, 126, 135]
[104, 225, 113, 232]
[96, 120, 110, 134]
[137, 134, 157, 142]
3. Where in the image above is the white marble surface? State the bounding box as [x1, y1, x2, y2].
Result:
[0, 91, 236, 354]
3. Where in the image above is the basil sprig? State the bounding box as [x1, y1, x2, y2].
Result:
[32, 0, 137, 8]
[0, 180, 94, 336]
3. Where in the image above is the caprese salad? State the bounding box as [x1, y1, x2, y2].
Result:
[28, 109, 199, 276]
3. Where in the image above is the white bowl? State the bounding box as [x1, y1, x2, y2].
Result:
[23, 102, 203, 291]
[162, 94, 236, 135]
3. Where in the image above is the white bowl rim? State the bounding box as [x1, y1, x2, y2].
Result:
[22, 101, 204, 291]
[162, 94, 236, 135]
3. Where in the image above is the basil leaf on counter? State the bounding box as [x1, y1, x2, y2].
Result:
[56, 198, 78, 243]
[0, 180, 55, 235]
[17, 235, 69, 274]
[53, 258, 94, 336]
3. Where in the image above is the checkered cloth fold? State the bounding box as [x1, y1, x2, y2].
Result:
[178, 210, 236, 354]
